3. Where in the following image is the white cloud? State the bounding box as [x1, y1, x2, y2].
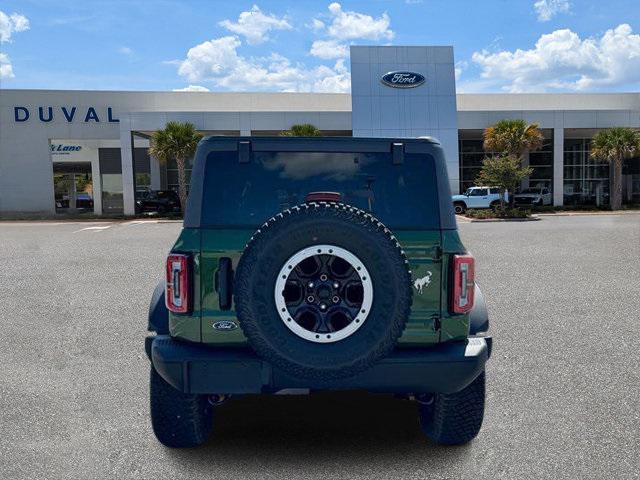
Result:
[176, 35, 350, 92]
[310, 39, 348, 60]
[0, 52, 14, 78]
[177, 4, 402, 92]
[309, 18, 325, 32]
[0, 11, 29, 43]
[533, 0, 570, 22]
[118, 46, 133, 56]
[471, 24, 640, 92]
[173, 85, 210, 92]
[308, 3, 394, 60]
[178, 36, 243, 82]
[455, 60, 468, 81]
[311, 58, 350, 93]
[325, 2, 393, 41]
[219, 5, 291, 45]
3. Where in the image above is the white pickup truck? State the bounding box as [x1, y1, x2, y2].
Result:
[513, 187, 552, 206]
[452, 187, 506, 214]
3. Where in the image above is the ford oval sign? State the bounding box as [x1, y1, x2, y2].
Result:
[381, 71, 425, 88]
[212, 320, 238, 331]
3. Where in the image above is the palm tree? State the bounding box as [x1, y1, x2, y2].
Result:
[483, 119, 544, 159]
[280, 124, 322, 137]
[590, 127, 640, 210]
[148, 121, 203, 212]
[483, 119, 544, 206]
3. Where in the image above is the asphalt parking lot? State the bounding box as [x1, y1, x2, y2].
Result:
[1, 214, 639, 480]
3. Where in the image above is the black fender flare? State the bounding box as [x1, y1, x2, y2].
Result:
[469, 283, 489, 335]
[148, 280, 169, 334]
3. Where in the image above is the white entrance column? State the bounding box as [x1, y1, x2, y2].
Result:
[553, 127, 564, 206]
[119, 117, 136, 215]
[90, 148, 103, 215]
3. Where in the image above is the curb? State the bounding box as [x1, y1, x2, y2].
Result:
[466, 216, 541, 223]
[0, 216, 183, 224]
[535, 211, 640, 217]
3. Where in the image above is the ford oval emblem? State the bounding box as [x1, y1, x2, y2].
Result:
[381, 71, 426, 88]
[213, 320, 238, 331]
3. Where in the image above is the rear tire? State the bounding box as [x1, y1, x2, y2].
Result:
[150, 366, 213, 448]
[453, 202, 466, 214]
[418, 372, 485, 445]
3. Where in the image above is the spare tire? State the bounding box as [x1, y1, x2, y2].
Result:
[234, 202, 412, 380]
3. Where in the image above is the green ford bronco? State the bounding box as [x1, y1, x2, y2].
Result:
[145, 136, 492, 448]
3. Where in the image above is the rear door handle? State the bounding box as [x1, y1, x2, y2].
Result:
[215, 257, 234, 310]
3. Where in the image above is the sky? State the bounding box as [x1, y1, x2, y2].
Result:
[1, 0, 639, 93]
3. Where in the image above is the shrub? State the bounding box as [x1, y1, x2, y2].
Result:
[465, 207, 531, 220]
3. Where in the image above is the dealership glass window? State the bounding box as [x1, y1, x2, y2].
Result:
[134, 148, 151, 192]
[458, 139, 490, 192]
[460, 132, 554, 193]
[99, 148, 124, 214]
[563, 138, 610, 206]
[528, 137, 553, 191]
[625, 156, 640, 203]
[631, 174, 640, 203]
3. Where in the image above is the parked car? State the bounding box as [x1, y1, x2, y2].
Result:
[145, 137, 492, 448]
[451, 186, 506, 214]
[514, 187, 552, 206]
[136, 190, 181, 214]
[55, 192, 93, 210]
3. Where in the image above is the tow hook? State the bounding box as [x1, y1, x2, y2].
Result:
[208, 394, 230, 406]
[412, 393, 435, 405]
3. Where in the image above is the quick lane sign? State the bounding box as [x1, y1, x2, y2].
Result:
[13, 106, 119, 123]
[51, 144, 82, 155]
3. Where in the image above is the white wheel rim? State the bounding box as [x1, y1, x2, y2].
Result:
[274, 244, 373, 344]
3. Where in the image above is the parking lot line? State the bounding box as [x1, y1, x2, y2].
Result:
[123, 220, 160, 226]
[73, 225, 113, 233]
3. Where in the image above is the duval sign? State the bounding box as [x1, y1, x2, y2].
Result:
[13, 106, 119, 123]
[381, 71, 426, 88]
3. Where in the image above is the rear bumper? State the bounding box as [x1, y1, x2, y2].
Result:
[147, 335, 491, 395]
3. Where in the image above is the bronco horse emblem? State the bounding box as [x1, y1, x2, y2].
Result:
[413, 272, 432, 294]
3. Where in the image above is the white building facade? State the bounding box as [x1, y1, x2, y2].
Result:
[1, 45, 639, 217]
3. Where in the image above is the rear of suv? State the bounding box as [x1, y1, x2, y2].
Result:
[146, 136, 492, 448]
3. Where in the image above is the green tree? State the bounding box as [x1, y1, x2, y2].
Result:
[148, 121, 203, 212]
[590, 127, 640, 210]
[280, 124, 322, 137]
[482, 119, 544, 206]
[483, 119, 544, 158]
[475, 156, 533, 211]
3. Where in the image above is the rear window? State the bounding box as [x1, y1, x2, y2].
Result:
[201, 150, 440, 229]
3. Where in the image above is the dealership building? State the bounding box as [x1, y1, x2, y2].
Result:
[1, 45, 639, 216]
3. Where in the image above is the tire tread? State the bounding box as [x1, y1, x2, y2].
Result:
[150, 366, 213, 448]
[419, 372, 486, 445]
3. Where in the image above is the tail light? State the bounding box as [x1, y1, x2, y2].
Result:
[165, 253, 191, 313]
[450, 254, 475, 314]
